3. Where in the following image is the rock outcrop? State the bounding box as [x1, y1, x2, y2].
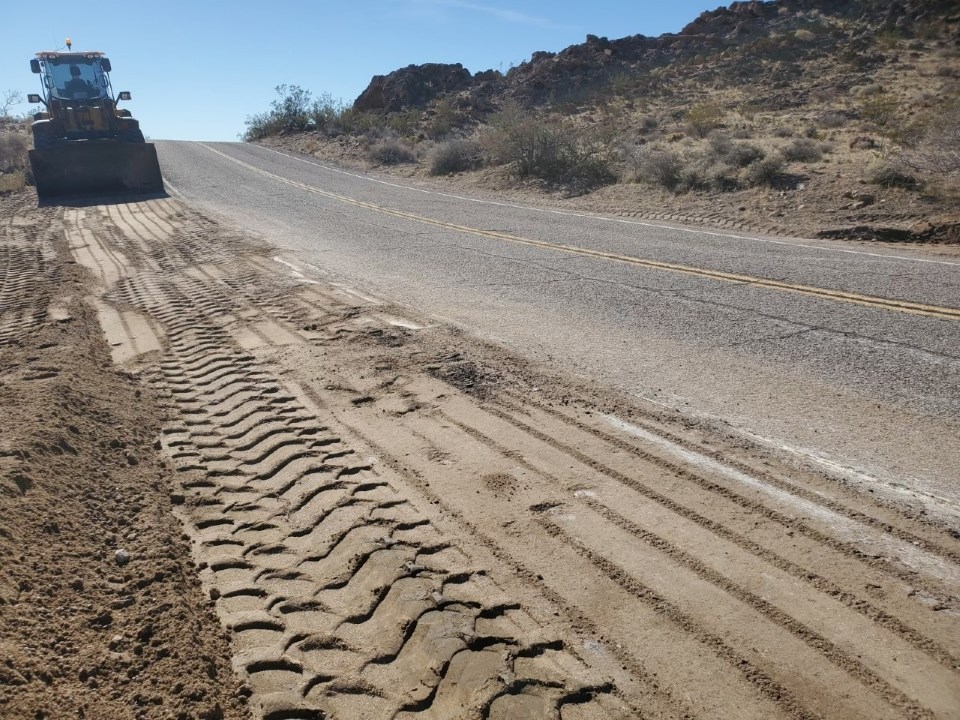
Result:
[353, 63, 475, 113]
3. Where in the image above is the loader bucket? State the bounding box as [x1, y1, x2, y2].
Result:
[29, 142, 164, 202]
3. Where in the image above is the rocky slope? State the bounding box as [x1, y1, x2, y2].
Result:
[258, 0, 960, 242]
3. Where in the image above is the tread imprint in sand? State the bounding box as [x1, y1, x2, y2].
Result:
[72, 198, 960, 720]
[88, 200, 626, 720]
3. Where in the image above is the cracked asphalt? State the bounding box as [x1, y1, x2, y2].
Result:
[156, 140, 960, 506]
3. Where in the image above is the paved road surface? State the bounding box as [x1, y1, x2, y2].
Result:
[155, 140, 960, 517]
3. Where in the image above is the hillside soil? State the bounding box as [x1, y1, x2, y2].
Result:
[1, 187, 959, 719]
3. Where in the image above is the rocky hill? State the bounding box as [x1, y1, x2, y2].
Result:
[255, 0, 960, 243]
[352, 0, 959, 115]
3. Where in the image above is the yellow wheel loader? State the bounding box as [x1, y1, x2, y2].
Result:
[27, 46, 163, 201]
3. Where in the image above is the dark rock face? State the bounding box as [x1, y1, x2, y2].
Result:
[354, 63, 474, 113]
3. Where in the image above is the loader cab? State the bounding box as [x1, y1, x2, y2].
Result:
[31, 52, 113, 104]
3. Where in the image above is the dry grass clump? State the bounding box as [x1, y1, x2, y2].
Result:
[899, 110, 960, 176]
[867, 161, 919, 189]
[0, 172, 26, 193]
[818, 111, 849, 129]
[367, 139, 417, 165]
[781, 138, 825, 162]
[0, 130, 29, 193]
[684, 103, 723, 138]
[0, 131, 29, 174]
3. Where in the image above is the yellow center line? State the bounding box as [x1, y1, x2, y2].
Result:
[200, 143, 960, 321]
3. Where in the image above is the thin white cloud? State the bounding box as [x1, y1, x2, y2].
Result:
[411, 0, 559, 28]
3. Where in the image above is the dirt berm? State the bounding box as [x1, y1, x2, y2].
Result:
[1, 189, 959, 719]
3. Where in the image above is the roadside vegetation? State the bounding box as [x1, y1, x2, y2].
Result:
[0, 90, 31, 194]
[243, 4, 959, 239]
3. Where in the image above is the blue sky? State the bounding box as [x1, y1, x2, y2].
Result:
[2, 1, 721, 141]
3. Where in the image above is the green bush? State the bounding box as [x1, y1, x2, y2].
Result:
[310, 92, 350, 133]
[243, 84, 314, 140]
[429, 139, 482, 175]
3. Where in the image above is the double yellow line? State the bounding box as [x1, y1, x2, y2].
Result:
[201, 144, 960, 321]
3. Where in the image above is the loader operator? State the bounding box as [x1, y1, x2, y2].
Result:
[64, 65, 94, 100]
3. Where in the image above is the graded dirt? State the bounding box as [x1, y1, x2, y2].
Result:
[1, 187, 959, 719]
[0, 192, 247, 720]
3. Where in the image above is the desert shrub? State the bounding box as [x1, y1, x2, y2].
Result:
[867, 161, 919, 188]
[684, 103, 723, 138]
[818, 111, 848, 128]
[428, 98, 458, 139]
[794, 28, 815, 42]
[853, 83, 883, 98]
[243, 111, 285, 141]
[707, 133, 765, 168]
[1, 90, 23, 120]
[388, 110, 420, 138]
[367, 139, 416, 165]
[860, 94, 900, 129]
[681, 157, 738, 192]
[771, 125, 794, 138]
[337, 107, 380, 135]
[310, 93, 351, 133]
[429, 139, 482, 175]
[639, 114, 659, 134]
[874, 30, 901, 50]
[781, 138, 823, 162]
[746, 155, 787, 186]
[627, 143, 739, 193]
[0, 131, 29, 174]
[936, 65, 960, 78]
[728, 143, 765, 168]
[903, 117, 960, 176]
[0, 171, 26, 194]
[483, 103, 614, 188]
[243, 84, 314, 140]
[627, 145, 683, 190]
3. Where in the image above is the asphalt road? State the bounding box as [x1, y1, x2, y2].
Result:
[155, 140, 960, 516]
